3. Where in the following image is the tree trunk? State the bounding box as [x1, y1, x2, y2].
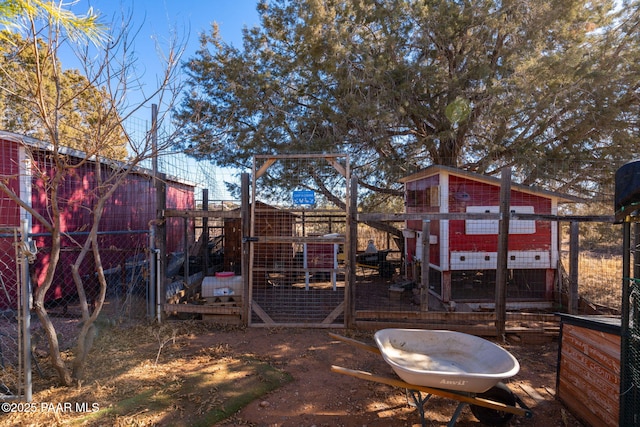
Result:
[33, 299, 73, 386]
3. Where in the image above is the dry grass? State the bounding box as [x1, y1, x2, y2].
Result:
[2, 321, 290, 427]
[562, 251, 623, 312]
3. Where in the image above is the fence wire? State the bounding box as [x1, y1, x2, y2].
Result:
[0, 229, 27, 401]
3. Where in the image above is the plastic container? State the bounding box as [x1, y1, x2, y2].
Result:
[202, 272, 243, 298]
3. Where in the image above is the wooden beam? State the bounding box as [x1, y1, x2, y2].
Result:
[325, 157, 346, 177]
[421, 220, 430, 312]
[255, 158, 276, 179]
[495, 167, 511, 336]
[163, 303, 241, 315]
[251, 301, 275, 325]
[163, 209, 241, 219]
[357, 212, 615, 223]
[322, 302, 345, 324]
[569, 221, 579, 314]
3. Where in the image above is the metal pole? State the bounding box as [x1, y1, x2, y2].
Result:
[19, 219, 32, 402]
[620, 221, 631, 425]
[148, 225, 156, 320]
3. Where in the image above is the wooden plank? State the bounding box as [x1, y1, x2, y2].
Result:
[331, 365, 531, 418]
[356, 310, 496, 321]
[328, 333, 380, 354]
[255, 158, 276, 179]
[557, 323, 621, 427]
[322, 302, 345, 324]
[518, 384, 546, 404]
[505, 312, 560, 322]
[163, 209, 241, 219]
[562, 324, 620, 374]
[560, 356, 619, 403]
[353, 320, 498, 336]
[251, 322, 343, 328]
[251, 301, 275, 325]
[163, 303, 241, 315]
[558, 376, 618, 427]
[202, 314, 242, 324]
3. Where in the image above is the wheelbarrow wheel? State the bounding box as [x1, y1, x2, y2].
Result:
[379, 261, 394, 278]
[470, 382, 516, 426]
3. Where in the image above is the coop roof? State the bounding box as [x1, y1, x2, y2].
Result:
[0, 130, 195, 187]
[399, 165, 584, 203]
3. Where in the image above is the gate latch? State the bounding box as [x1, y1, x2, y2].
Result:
[243, 236, 259, 243]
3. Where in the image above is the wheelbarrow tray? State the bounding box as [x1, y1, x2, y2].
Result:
[329, 332, 532, 425]
[374, 328, 520, 393]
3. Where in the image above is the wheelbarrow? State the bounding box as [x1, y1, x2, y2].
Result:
[329, 329, 533, 426]
[355, 249, 395, 277]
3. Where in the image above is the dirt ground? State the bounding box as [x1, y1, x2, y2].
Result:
[5, 321, 586, 427]
[203, 326, 581, 427]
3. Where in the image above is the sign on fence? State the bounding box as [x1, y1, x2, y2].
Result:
[293, 190, 315, 205]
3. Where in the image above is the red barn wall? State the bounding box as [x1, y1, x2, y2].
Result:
[21, 147, 193, 306]
[447, 175, 552, 254]
[402, 169, 561, 302]
[0, 139, 23, 308]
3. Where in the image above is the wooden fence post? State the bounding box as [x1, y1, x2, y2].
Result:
[421, 220, 430, 311]
[569, 221, 579, 314]
[241, 173, 250, 326]
[201, 188, 209, 275]
[495, 167, 511, 337]
[346, 175, 358, 328]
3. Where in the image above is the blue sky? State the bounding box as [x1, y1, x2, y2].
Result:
[81, 0, 260, 53]
[70, 0, 262, 98]
[64, 1, 263, 199]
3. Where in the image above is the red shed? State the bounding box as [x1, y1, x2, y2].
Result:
[400, 165, 578, 307]
[0, 131, 195, 309]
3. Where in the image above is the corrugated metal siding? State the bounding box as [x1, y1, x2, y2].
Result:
[0, 139, 21, 227]
[166, 181, 195, 255]
[0, 142, 195, 308]
[0, 139, 21, 309]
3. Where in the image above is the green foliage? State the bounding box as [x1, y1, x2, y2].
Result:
[176, 0, 640, 203]
[0, 31, 128, 159]
[0, 0, 106, 44]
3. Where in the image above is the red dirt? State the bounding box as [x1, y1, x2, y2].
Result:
[185, 327, 585, 427]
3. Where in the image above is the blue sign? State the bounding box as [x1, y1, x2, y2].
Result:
[293, 190, 315, 205]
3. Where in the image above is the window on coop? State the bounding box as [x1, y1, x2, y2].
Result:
[406, 186, 439, 208]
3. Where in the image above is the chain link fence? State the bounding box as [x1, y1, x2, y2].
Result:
[29, 231, 151, 322]
[0, 227, 31, 402]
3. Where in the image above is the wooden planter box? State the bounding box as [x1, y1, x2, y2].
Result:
[557, 314, 621, 427]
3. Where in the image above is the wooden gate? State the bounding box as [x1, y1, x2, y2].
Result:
[248, 154, 350, 327]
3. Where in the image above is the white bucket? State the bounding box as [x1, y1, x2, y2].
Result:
[202, 272, 243, 298]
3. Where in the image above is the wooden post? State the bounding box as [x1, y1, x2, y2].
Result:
[201, 188, 209, 275]
[495, 167, 511, 337]
[240, 173, 250, 326]
[345, 175, 358, 328]
[151, 104, 166, 320]
[568, 221, 579, 314]
[183, 216, 189, 282]
[420, 220, 430, 311]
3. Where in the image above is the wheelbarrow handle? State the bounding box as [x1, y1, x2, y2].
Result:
[331, 365, 532, 418]
[328, 333, 381, 354]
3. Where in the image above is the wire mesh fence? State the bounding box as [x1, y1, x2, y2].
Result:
[248, 155, 349, 326]
[0, 229, 27, 401]
[29, 232, 150, 321]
